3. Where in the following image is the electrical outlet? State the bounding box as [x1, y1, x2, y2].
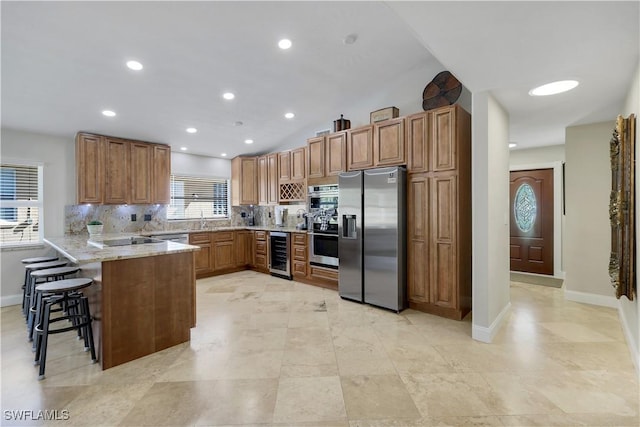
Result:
[131, 214, 137, 221]
[241, 212, 246, 218]
[268, 212, 272, 218]
[144, 214, 152, 221]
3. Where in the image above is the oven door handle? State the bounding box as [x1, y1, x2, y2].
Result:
[309, 232, 338, 237]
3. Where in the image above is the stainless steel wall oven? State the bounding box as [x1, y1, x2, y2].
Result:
[309, 222, 338, 269]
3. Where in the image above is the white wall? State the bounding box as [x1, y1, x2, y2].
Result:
[471, 92, 511, 342]
[171, 152, 230, 178]
[0, 128, 75, 304]
[564, 121, 615, 298]
[622, 60, 639, 376]
[509, 144, 565, 166]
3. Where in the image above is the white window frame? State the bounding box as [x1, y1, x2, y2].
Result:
[0, 160, 44, 248]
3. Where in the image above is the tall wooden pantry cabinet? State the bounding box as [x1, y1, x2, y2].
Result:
[406, 104, 472, 320]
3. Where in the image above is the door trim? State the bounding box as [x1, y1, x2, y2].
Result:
[509, 161, 563, 279]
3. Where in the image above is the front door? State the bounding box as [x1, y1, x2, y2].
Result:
[510, 168, 554, 275]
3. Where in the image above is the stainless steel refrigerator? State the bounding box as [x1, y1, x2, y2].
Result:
[338, 166, 406, 312]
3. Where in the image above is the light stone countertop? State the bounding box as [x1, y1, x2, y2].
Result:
[140, 226, 307, 236]
[44, 233, 200, 264]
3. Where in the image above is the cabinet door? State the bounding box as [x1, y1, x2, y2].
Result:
[258, 156, 268, 205]
[374, 117, 405, 166]
[104, 138, 130, 204]
[278, 151, 291, 182]
[291, 147, 306, 180]
[214, 240, 235, 271]
[347, 125, 374, 170]
[430, 174, 458, 308]
[152, 145, 171, 204]
[407, 174, 430, 304]
[232, 157, 258, 206]
[267, 153, 279, 205]
[76, 133, 104, 204]
[307, 136, 325, 179]
[432, 107, 457, 172]
[235, 231, 253, 267]
[130, 142, 152, 204]
[406, 112, 430, 173]
[325, 132, 346, 176]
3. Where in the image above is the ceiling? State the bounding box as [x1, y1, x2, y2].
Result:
[2, 1, 638, 158]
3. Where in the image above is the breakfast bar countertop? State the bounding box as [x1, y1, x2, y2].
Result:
[44, 234, 200, 264]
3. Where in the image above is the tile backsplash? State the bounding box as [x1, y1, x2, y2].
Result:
[65, 203, 307, 234]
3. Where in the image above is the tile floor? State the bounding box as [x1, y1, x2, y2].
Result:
[1, 270, 638, 426]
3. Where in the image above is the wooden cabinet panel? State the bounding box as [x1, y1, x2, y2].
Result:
[291, 147, 306, 181]
[190, 232, 213, 277]
[214, 240, 235, 271]
[326, 132, 346, 176]
[278, 151, 291, 182]
[307, 136, 325, 179]
[152, 145, 171, 204]
[430, 175, 457, 310]
[253, 231, 269, 272]
[292, 232, 308, 280]
[130, 142, 152, 204]
[407, 174, 430, 304]
[432, 108, 456, 172]
[104, 138, 129, 204]
[374, 117, 405, 166]
[231, 156, 258, 206]
[267, 153, 279, 205]
[292, 232, 307, 246]
[212, 231, 234, 242]
[235, 231, 253, 267]
[189, 232, 211, 244]
[76, 133, 104, 203]
[407, 112, 430, 173]
[347, 125, 374, 170]
[258, 156, 268, 205]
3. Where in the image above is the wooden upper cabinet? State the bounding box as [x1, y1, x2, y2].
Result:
[407, 112, 430, 173]
[152, 145, 171, 204]
[374, 117, 405, 167]
[325, 132, 346, 176]
[432, 106, 463, 172]
[130, 142, 152, 204]
[104, 137, 129, 204]
[267, 153, 278, 205]
[278, 151, 291, 182]
[291, 147, 306, 181]
[258, 155, 268, 205]
[347, 125, 374, 170]
[231, 156, 258, 206]
[307, 136, 325, 179]
[76, 133, 104, 204]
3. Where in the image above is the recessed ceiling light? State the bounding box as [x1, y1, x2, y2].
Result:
[343, 33, 358, 45]
[180, 147, 188, 151]
[223, 92, 235, 100]
[102, 110, 116, 117]
[278, 39, 292, 50]
[244, 139, 254, 144]
[509, 143, 517, 148]
[284, 112, 295, 119]
[126, 60, 143, 71]
[528, 80, 579, 96]
[221, 153, 227, 157]
[186, 127, 197, 134]
[233, 121, 244, 127]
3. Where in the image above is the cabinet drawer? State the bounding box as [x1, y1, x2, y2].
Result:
[255, 230, 267, 240]
[212, 231, 234, 242]
[310, 265, 338, 282]
[189, 232, 211, 244]
[255, 254, 268, 269]
[292, 233, 307, 245]
[293, 245, 307, 261]
[293, 260, 307, 277]
[256, 241, 267, 255]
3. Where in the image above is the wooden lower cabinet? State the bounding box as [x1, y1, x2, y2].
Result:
[235, 231, 253, 267]
[407, 171, 471, 320]
[253, 230, 269, 273]
[213, 232, 235, 272]
[190, 232, 213, 277]
[292, 232, 308, 280]
[308, 265, 338, 290]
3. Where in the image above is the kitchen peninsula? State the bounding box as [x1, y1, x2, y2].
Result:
[44, 234, 199, 369]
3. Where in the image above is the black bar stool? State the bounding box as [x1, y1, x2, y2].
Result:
[22, 260, 68, 319]
[33, 278, 96, 380]
[27, 266, 81, 343]
[20, 256, 58, 314]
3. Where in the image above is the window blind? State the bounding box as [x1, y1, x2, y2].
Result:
[168, 175, 230, 220]
[0, 164, 43, 246]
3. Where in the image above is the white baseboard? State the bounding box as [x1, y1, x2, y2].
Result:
[564, 289, 618, 308]
[1, 294, 22, 308]
[472, 302, 511, 343]
[617, 301, 640, 380]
